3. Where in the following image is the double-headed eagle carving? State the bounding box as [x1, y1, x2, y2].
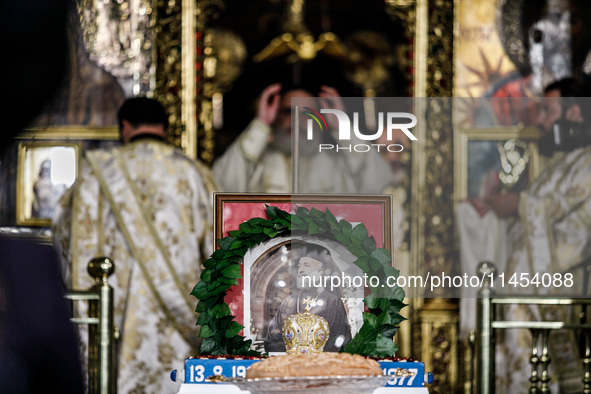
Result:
[253, 31, 349, 62]
[253, 0, 349, 63]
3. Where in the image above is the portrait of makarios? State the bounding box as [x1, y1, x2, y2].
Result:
[241, 235, 365, 354]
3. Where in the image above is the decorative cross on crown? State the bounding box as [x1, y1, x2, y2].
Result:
[282, 296, 329, 355]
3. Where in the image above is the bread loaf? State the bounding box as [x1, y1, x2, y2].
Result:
[246, 353, 382, 379]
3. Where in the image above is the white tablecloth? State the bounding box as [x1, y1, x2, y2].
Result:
[176, 383, 429, 393]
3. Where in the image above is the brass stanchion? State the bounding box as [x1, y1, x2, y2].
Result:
[66, 257, 116, 394]
[87, 257, 116, 394]
[476, 261, 496, 394]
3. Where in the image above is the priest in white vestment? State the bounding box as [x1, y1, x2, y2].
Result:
[459, 78, 591, 392]
[52, 97, 217, 393]
[212, 83, 393, 194]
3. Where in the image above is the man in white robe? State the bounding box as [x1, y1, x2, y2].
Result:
[460, 78, 591, 392]
[52, 97, 217, 393]
[212, 83, 392, 194]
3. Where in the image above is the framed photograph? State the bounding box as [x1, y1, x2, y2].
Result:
[454, 127, 540, 200]
[215, 193, 392, 355]
[16, 141, 81, 227]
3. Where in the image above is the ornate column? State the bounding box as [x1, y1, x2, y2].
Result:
[154, 0, 184, 149]
[411, 0, 459, 392]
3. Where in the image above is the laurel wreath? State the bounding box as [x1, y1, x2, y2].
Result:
[191, 205, 406, 357]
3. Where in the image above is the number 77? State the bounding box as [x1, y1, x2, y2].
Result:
[407, 368, 418, 385]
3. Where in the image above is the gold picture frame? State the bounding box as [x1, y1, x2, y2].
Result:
[454, 126, 540, 201]
[18, 126, 119, 141]
[214, 193, 392, 250]
[16, 141, 81, 227]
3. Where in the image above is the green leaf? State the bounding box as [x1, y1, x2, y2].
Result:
[247, 217, 267, 226]
[368, 257, 382, 271]
[211, 303, 231, 318]
[218, 276, 238, 285]
[348, 245, 368, 259]
[382, 324, 399, 338]
[279, 218, 293, 226]
[196, 300, 207, 313]
[213, 259, 232, 272]
[196, 294, 222, 312]
[196, 311, 210, 325]
[370, 248, 392, 266]
[362, 312, 378, 327]
[375, 336, 397, 357]
[308, 222, 321, 234]
[200, 269, 212, 282]
[229, 240, 244, 250]
[344, 323, 377, 355]
[318, 224, 330, 233]
[296, 207, 310, 217]
[202, 294, 223, 308]
[203, 258, 217, 269]
[336, 233, 351, 245]
[277, 208, 291, 220]
[228, 230, 241, 238]
[290, 215, 305, 225]
[383, 265, 400, 279]
[389, 285, 406, 300]
[199, 324, 214, 338]
[217, 236, 234, 250]
[266, 205, 280, 220]
[310, 208, 325, 218]
[357, 320, 378, 340]
[211, 249, 229, 259]
[325, 208, 338, 226]
[232, 246, 249, 256]
[351, 223, 369, 241]
[263, 227, 278, 238]
[388, 313, 407, 326]
[238, 221, 257, 234]
[235, 338, 253, 354]
[353, 256, 370, 273]
[211, 315, 234, 330]
[339, 219, 352, 231]
[191, 281, 210, 300]
[221, 264, 242, 279]
[389, 298, 408, 310]
[200, 338, 217, 354]
[245, 233, 265, 245]
[361, 236, 377, 253]
[224, 321, 244, 338]
[211, 347, 227, 356]
[363, 294, 381, 309]
[207, 279, 222, 292]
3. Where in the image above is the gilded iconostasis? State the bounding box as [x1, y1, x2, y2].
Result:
[201, 0, 410, 149]
[2, 0, 590, 392]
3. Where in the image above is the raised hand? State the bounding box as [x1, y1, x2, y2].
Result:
[256, 83, 282, 127]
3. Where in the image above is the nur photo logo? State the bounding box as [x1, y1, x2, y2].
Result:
[300, 106, 418, 153]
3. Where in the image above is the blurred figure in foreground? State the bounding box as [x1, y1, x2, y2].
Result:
[0, 0, 85, 392]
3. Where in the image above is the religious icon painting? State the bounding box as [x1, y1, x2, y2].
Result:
[16, 141, 80, 227]
[454, 127, 540, 201]
[214, 193, 392, 354]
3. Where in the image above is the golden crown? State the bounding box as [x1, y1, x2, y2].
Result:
[282, 296, 330, 355]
